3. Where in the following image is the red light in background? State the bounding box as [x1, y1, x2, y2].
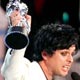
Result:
[34, 0, 45, 15]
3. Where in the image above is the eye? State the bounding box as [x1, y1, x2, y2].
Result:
[71, 51, 77, 56]
[60, 52, 68, 56]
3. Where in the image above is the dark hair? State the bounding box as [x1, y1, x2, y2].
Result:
[33, 23, 79, 62]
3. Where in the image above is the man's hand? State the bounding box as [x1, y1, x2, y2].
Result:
[10, 10, 31, 27]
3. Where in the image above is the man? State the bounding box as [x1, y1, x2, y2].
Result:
[54, 50, 80, 80]
[1, 10, 79, 80]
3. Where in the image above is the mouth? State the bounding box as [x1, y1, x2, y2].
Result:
[62, 65, 70, 72]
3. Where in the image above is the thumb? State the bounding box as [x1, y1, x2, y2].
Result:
[25, 14, 31, 27]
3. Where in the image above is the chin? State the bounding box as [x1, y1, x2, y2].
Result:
[60, 72, 68, 77]
[55, 72, 67, 77]
[61, 74, 67, 77]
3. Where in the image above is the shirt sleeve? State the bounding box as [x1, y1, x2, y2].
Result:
[1, 48, 30, 80]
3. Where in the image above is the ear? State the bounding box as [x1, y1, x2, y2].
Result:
[41, 50, 48, 60]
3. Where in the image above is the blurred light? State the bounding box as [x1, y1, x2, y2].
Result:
[34, 0, 45, 15]
[62, 12, 69, 24]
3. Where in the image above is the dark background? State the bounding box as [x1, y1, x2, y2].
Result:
[1, 0, 79, 29]
[1, 0, 79, 60]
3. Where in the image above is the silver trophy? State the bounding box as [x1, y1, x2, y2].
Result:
[5, 0, 30, 49]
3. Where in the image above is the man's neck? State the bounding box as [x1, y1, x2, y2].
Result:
[39, 61, 53, 80]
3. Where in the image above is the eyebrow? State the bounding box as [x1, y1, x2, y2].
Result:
[58, 49, 76, 54]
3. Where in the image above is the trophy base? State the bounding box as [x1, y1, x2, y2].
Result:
[5, 27, 29, 49]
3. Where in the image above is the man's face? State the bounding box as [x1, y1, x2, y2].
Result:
[44, 45, 76, 77]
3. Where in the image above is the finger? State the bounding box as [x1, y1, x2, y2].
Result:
[10, 12, 22, 26]
[12, 19, 20, 26]
[10, 10, 20, 18]
[25, 14, 31, 27]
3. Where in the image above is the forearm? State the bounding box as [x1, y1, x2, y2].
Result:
[0, 36, 6, 60]
[0, 35, 6, 69]
[0, 6, 8, 80]
[0, 6, 8, 67]
[0, 35, 6, 80]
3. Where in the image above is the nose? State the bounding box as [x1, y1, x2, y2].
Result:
[67, 55, 73, 63]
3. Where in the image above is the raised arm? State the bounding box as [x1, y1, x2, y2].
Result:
[1, 10, 32, 80]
